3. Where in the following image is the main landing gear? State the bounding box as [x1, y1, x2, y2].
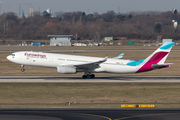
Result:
[82, 74, 95, 79]
[21, 65, 25, 72]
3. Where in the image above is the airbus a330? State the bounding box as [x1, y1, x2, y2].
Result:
[7, 42, 174, 79]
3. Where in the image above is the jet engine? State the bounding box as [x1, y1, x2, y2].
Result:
[57, 66, 76, 74]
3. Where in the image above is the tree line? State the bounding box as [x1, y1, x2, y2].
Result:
[0, 10, 180, 42]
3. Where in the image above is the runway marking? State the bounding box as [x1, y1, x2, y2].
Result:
[73, 113, 112, 120]
[115, 113, 177, 120]
[3, 111, 112, 120]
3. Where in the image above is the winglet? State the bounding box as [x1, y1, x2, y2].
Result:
[117, 53, 124, 58]
[112, 53, 124, 59]
[102, 56, 108, 62]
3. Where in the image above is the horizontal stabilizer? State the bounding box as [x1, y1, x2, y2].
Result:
[152, 63, 173, 69]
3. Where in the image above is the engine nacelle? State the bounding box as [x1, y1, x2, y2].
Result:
[57, 66, 76, 74]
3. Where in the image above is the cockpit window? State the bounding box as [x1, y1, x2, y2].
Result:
[11, 54, 15, 56]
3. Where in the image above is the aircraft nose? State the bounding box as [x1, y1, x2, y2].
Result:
[6, 55, 11, 61]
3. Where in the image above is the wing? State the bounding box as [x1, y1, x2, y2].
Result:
[73, 57, 108, 70]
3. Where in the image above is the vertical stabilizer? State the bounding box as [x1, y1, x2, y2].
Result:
[136, 42, 174, 73]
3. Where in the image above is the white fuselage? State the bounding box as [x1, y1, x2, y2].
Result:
[6, 42, 175, 76]
[7, 51, 138, 74]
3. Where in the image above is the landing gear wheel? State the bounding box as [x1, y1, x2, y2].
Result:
[21, 65, 25, 72]
[87, 75, 91, 79]
[21, 69, 25, 72]
[82, 75, 87, 79]
[91, 74, 95, 78]
[82, 74, 95, 79]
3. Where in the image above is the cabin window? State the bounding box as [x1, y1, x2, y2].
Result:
[11, 54, 15, 56]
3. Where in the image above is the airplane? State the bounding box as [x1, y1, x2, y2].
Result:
[7, 42, 174, 79]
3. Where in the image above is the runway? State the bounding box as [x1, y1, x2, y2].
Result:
[0, 76, 180, 83]
[0, 77, 180, 120]
[1, 108, 180, 120]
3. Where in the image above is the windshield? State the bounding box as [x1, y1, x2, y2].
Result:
[11, 54, 15, 56]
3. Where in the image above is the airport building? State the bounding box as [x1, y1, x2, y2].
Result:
[48, 35, 73, 46]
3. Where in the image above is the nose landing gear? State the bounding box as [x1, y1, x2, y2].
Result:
[21, 65, 25, 72]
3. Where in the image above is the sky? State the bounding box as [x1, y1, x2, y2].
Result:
[1, 0, 180, 16]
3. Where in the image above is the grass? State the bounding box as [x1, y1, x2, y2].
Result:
[1, 44, 180, 51]
[0, 83, 180, 108]
[0, 45, 180, 108]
